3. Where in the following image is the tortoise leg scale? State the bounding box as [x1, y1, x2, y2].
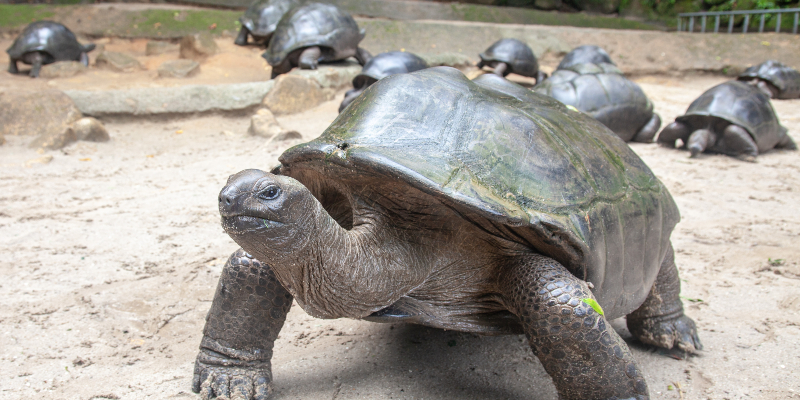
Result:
[627, 244, 702, 353]
[499, 255, 649, 400]
[192, 248, 293, 400]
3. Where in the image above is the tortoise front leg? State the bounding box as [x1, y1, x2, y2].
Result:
[297, 46, 321, 70]
[657, 121, 689, 148]
[536, 70, 548, 85]
[355, 47, 372, 66]
[234, 26, 250, 46]
[29, 52, 44, 78]
[492, 61, 509, 77]
[8, 59, 19, 74]
[193, 248, 293, 400]
[626, 243, 702, 353]
[499, 255, 649, 400]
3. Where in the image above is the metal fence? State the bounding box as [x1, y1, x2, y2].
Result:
[677, 8, 800, 34]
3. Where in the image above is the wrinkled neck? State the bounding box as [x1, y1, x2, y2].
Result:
[266, 198, 428, 320]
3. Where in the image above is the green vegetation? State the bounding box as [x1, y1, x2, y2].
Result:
[0, 5, 55, 29]
[452, 3, 663, 29]
[124, 9, 240, 38]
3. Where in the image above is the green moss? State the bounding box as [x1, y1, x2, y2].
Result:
[125, 9, 241, 38]
[0, 5, 56, 29]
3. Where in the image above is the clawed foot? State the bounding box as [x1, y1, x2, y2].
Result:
[628, 314, 702, 353]
[193, 348, 274, 400]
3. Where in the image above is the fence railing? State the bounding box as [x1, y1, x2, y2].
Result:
[677, 8, 800, 34]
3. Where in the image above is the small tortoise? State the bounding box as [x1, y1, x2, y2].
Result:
[534, 62, 662, 142]
[262, 3, 371, 79]
[6, 21, 95, 78]
[477, 38, 547, 83]
[557, 45, 614, 70]
[737, 60, 800, 100]
[234, 0, 299, 46]
[658, 80, 795, 160]
[339, 50, 428, 112]
[194, 67, 701, 400]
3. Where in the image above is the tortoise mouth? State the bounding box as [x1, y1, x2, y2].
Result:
[222, 215, 285, 234]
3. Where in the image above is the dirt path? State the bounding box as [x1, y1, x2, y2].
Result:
[1, 67, 800, 400]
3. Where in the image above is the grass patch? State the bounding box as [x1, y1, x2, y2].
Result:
[124, 9, 241, 38]
[0, 5, 56, 29]
[451, 3, 662, 30]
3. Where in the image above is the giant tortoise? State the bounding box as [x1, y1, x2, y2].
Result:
[477, 38, 546, 83]
[194, 67, 701, 400]
[658, 80, 795, 160]
[557, 45, 614, 70]
[7, 21, 95, 78]
[262, 3, 371, 78]
[737, 60, 800, 100]
[534, 62, 662, 142]
[234, 0, 299, 46]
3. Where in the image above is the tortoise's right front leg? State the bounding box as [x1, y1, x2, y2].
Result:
[499, 255, 648, 400]
[193, 248, 293, 400]
[8, 59, 18, 74]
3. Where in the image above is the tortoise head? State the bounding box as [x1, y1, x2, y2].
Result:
[218, 169, 318, 258]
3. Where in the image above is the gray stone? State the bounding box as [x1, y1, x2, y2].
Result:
[179, 32, 219, 61]
[157, 59, 201, 78]
[262, 74, 324, 115]
[272, 129, 303, 141]
[248, 108, 299, 140]
[95, 51, 144, 72]
[420, 52, 473, 68]
[0, 90, 82, 139]
[146, 40, 178, 56]
[70, 117, 109, 142]
[288, 62, 363, 91]
[39, 61, 87, 79]
[29, 125, 77, 150]
[0, 134, 5, 146]
[64, 81, 274, 115]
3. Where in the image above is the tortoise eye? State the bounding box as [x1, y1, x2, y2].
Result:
[259, 185, 281, 200]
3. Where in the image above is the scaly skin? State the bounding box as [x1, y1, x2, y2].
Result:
[499, 255, 649, 400]
[192, 249, 292, 400]
[627, 245, 702, 353]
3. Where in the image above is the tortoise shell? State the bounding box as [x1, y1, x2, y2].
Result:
[278, 67, 679, 319]
[7, 21, 93, 64]
[534, 63, 656, 142]
[477, 38, 540, 78]
[678, 80, 788, 153]
[263, 3, 364, 67]
[557, 45, 614, 70]
[737, 60, 800, 100]
[239, 0, 299, 40]
[354, 51, 428, 88]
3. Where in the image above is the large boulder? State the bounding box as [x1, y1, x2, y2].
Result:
[248, 108, 301, 140]
[40, 61, 87, 79]
[0, 90, 82, 138]
[262, 74, 324, 115]
[146, 40, 178, 56]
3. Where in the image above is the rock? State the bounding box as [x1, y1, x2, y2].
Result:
[248, 108, 300, 140]
[157, 60, 200, 78]
[0, 90, 82, 139]
[28, 125, 77, 150]
[0, 134, 5, 146]
[179, 32, 218, 61]
[95, 51, 143, 72]
[289, 62, 362, 91]
[146, 40, 178, 56]
[420, 52, 473, 68]
[262, 74, 324, 115]
[25, 154, 54, 167]
[70, 117, 109, 142]
[39, 61, 87, 78]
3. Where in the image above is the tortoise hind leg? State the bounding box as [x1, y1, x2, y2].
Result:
[775, 132, 797, 150]
[499, 255, 648, 400]
[632, 113, 662, 143]
[718, 124, 758, 161]
[627, 244, 702, 353]
[8, 59, 19, 74]
[192, 248, 293, 400]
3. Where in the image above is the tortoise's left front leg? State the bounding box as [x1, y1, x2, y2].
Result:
[627, 243, 702, 353]
[193, 248, 293, 400]
[499, 255, 649, 400]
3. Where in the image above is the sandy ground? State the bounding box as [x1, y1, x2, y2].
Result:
[2, 41, 800, 400]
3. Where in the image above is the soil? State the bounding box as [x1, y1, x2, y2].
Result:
[2, 35, 800, 400]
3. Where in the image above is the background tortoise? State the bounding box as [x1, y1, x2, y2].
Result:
[6, 21, 95, 78]
[534, 62, 662, 142]
[476, 38, 546, 83]
[658, 80, 795, 160]
[338, 50, 428, 112]
[557, 44, 614, 70]
[234, 0, 299, 46]
[194, 67, 700, 400]
[262, 3, 371, 79]
[737, 60, 800, 100]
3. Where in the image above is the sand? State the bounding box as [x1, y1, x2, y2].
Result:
[1, 43, 800, 400]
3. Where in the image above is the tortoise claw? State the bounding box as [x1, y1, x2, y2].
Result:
[630, 314, 702, 354]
